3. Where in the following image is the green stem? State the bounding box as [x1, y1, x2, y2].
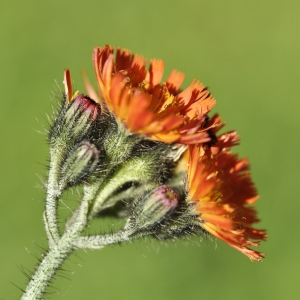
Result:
[74, 230, 150, 249]
[21, 200, 89, 299]
[44, 149, 62, 244]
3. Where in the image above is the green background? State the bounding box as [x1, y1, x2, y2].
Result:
[1, 0, 298, 299]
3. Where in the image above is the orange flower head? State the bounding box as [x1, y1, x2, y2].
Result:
[187, 144, 267, 262]
[84, 45, 218, 144]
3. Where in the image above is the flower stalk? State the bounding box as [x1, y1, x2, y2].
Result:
[44, 150, 63, 245]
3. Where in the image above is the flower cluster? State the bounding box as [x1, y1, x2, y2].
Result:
[51, 45, 266, 261]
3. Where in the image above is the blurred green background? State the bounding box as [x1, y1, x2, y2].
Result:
[1, 0, 298, 299]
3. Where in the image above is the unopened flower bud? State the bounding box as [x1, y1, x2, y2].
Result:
[64, 94, 99, 136]
[49, 75, 101, 147]
[60, 141, 100, 188]
[131, 186, 178, 231]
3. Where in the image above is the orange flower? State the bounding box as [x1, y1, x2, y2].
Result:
[187, 144, 267, 262]
[85, 45, 218, 144]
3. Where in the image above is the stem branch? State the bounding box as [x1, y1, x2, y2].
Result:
[74, 230, 151, 249]
[21, 200, 89, 299]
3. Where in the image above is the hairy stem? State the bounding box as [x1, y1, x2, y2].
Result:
[21, 200, 89, 299]
[74, 230, 150, 249]
[44, 149, 62, 245]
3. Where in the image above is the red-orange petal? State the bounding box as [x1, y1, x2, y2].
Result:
[64, 69, 73, 103]
[149, 59, 164, 87]
[166, 70, 185, 94]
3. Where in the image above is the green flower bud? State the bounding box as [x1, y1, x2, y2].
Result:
[129, 186, 178, 232]
[60, 141, 100, 188]
[152, 202, 203, 240]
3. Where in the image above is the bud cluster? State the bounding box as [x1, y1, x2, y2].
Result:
[46, 73, 205, 247]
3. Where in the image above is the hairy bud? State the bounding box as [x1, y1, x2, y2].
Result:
[49, 93, 101, 147]
[128, 186, 178, 232]
[60, 141, 100, 188]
